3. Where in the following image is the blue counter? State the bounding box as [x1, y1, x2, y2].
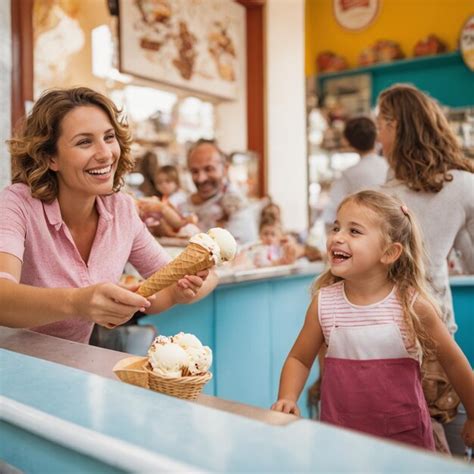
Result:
[140, 269, 474, 417]
[1, 349, 471, 474]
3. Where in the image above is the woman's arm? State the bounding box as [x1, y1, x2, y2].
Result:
[272, 294, 324, 415]
[0, 252, 152, 329]
[417, 297, 474, 446]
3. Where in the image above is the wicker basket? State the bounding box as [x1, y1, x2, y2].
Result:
[145, 365, 212, 400]
[113, 356, 149, 389]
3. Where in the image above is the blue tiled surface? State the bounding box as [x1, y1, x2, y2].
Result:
[1, 349, 471, 473]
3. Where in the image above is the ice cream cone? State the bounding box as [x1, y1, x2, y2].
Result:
[137, 243, 214, 297]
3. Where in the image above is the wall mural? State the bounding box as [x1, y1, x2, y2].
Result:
[119, 0, 244, 100]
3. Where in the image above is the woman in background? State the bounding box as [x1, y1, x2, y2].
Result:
[378, 83, 474, 454]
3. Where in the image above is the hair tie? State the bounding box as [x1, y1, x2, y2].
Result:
[401, 205, 409, 216]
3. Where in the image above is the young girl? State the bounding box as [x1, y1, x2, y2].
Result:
[272, 190, 474, 451]
[153, 165, 188, 210]
[253, 217, 297, 267]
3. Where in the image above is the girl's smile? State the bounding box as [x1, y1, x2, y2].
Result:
[327, 201, 387, 279]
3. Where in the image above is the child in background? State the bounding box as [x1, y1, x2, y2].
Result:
[153, 165, 188, 210]
[259, 200, 322, 263]
[272, 190, 474, 451]
[253, 217, 297, 267]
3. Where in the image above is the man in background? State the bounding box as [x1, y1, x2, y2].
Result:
[322, 116, 389, 231]
[183, 138, 258, 244]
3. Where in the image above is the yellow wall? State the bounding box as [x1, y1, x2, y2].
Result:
[305, 0, 474, 75]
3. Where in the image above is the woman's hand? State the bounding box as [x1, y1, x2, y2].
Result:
[462, 418, 474, 448]
[171, 270, 210, 304]
[72, 282, 154, 328]
[271, 398, 300, 416]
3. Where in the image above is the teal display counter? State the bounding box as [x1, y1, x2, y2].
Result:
[1, 348, 471, 474]
[140, 270, 474, 418]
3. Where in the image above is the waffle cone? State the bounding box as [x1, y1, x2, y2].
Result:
[137, 243, 214, 297]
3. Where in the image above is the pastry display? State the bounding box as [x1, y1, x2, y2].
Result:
[413, 35, 447, 57]
[316, 51, 348, 73]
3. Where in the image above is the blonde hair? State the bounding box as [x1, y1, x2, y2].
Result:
[8, 87, 133, 203]
[378, 84, 473, 193]
[313, 190, 439, 356]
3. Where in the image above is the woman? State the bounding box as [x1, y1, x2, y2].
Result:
[377, 83, 474, 454]
[0, 87, 217, 344]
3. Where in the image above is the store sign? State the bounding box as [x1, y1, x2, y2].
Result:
[460, 15, 474, 71]
[333, 0, 379, 31]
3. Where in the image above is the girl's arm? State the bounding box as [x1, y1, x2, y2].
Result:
[0, 252, 152, 329]
[417, 297, 474, 446]
[272, 294, 325, 415]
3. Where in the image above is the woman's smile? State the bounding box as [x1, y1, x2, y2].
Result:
[85, 163, 115, 181]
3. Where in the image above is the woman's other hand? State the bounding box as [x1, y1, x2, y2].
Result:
[73, 282, 153, 328]
[172, 270, 210, 304]
[271, 398, 300, 416]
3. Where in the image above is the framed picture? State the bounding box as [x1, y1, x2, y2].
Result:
[118, 0, 244, 100]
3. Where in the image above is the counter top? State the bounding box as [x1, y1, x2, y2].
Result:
[0, 326, 295, 427]
[1, 344, 471, 473]
[216, 261, 325, 285]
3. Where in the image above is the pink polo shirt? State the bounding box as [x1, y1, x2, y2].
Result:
[0, 183, 171, 343]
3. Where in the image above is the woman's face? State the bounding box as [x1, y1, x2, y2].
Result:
[49, 106, 121, 199]
[376, 114, 396, 158]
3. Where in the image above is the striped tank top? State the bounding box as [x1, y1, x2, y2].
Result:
[318, 281, 421, 361]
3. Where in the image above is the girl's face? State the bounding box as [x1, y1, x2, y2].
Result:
[260, 224, 281, 246]
[154, 172, 177, 197]
[326, 201, 388, 280]
[376, 114, 396, 158]
[49, 106, 120, 199]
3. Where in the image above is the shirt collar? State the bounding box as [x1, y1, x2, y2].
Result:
[43, 196, 114, 230]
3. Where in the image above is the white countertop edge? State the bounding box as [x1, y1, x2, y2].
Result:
[0, 396, 207, 473]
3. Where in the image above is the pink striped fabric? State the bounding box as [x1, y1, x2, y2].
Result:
[318, 281, 421, 360]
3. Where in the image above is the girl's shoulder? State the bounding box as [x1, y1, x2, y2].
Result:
[318, 280, 344, 298]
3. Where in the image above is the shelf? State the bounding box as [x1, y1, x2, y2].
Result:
[317, 51, 463, 79]
[316, 51, 474, 108]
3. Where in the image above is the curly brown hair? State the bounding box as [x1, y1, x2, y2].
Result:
[8, 87, 134, 203]
[378, 84, 473, 193]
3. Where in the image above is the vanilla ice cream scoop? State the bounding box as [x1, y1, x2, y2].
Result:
[189, 227, 237, 265]
[172, 332, 203, 350]
[186, 345, 213, 375]
[147, 335, 171, 357]
[208, 227, 237, 262]
[149, 343, 189, 378]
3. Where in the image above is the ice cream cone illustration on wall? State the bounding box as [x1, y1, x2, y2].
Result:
[137, 227, 237, 297]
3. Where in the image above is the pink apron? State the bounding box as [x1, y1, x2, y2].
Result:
[320, 322, 435, 450]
